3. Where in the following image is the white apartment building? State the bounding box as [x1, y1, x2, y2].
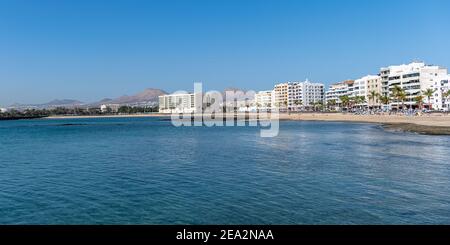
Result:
[325, 80, 354, 105]
[159, 93, 196, 113]
[352, 75, 381, 108]
[100, 104, 120, 113]
[326, 77, 381, 109]
[0, 108, 7, 113]
[301, 80, 325, 107]
[272, 82, 298, 111]
[440, 75, 450, 110]
[255, 90, 273, 110]
[272, 80, 324, 111]
[380, 62, 448, 110]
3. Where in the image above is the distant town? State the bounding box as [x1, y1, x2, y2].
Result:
[1, 61, 450, 119]
[159, 61, 450, 114]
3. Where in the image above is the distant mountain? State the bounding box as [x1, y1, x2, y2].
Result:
[112, 88, 167, 104]
[222, 87, 254, 101]
[45, 99, 84, 106]
[9, 99, 84, 109]
[90, 88, 167, 106]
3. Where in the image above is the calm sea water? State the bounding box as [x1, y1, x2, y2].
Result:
[1, 117, 450, 224]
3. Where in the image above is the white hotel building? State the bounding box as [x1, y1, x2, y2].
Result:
[325, 80, 354, 105]
[255, 90, 273, 110]
[262, 80, 324, 111]
[441, 75, 450, 110]
[325, 76, 380, 107]
[159, 93, 196, 113]
[380, 62, 449, 110]
[353, 75, 381, 107]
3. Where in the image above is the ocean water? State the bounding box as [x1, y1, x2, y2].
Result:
[1, 117, 450, 224]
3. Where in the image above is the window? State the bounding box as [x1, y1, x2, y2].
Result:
[402, 73, 420, 78]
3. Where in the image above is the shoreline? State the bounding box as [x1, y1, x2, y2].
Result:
[45, 113, 169, 119]
[44, 113, 450, 135]
[282, 113, 450, 135]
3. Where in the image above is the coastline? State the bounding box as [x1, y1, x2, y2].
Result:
[281, 113, 450, 135]
[44, 112, 450, 135]
[45, 113, 169, 119]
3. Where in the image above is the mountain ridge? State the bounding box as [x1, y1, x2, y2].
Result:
[8, 88, 167, 109]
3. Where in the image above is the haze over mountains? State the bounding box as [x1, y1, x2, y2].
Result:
[6, 87, 254, 109]
[9, 88, 167, 109]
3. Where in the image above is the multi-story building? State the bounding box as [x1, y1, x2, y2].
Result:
[380, 62, 448, 110]
[159, 93, 196, 113]
[325, 80, 354, 106]
[272, 80, 324, 111]
[352, 75, 381, 108]
[255, 90, 273, 110]
[365, 75, 382, 108]
[272, 82, 298, 111]
[300, 80, 325, 107]
[100, 104, 120, 113]
[439, 75, 450, 111]
[326, 76, 381, 109]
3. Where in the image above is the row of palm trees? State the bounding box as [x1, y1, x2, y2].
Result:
[335, 85, 450, 111]
[329, 95, 367, 111]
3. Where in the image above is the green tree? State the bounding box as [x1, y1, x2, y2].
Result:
[379, 94, 390, 109]
[293, 99, 302, 111]
[355, 96, 366, 109]
[327, 99, 336, 110]
[414, 95, 424, 110]
[339, 95, 350, 111]
[368, 91, 379, 108]
[423, 88, 436, 110]
[443, 90, 450, 110]
[392, 85, 407, 109]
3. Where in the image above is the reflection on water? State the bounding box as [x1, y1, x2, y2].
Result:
[0, 118, 450, 224]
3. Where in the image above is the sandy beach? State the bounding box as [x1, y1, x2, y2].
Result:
[280, 113, 450, 135]
[45, 112, 450, 135]
[279, 113, 450, 126]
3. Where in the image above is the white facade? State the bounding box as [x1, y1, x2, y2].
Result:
[300, 80, 325, 107]
[159, 93, 196, 113]
[272, 80, 324, 111]
[325, 80, 354, 104]
[352, 75, 381, 107]
[439, 75, 450, 110]
[380, 62, 448, 110]
[100, 104, 120, 113]
[255, 90, 273, 110]
[0, 108, 7, 113]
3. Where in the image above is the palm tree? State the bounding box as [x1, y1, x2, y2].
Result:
[392, 85, 406, 109]
[443, 90, 450, 110]
[283, 100, 288, 111]
[397, 90, 407, 110]
[414, 95, 424, 110]
[379, 94, 390, 109]
[327, 99, 336, 111]
[313, 101, 324, 112]
[339, 95, 350, 111]
[293, 100, 302, 111]
[368, 91, 378, 109]
[423, 88, 436, 110]
[354, 96, 366, 110]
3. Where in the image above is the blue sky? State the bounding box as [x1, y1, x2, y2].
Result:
[1, 0, 450, 105]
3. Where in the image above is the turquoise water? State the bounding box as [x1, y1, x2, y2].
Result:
[1, 117, 450, 224]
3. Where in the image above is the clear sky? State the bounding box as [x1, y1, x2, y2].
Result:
[1, 0, 450, 105]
